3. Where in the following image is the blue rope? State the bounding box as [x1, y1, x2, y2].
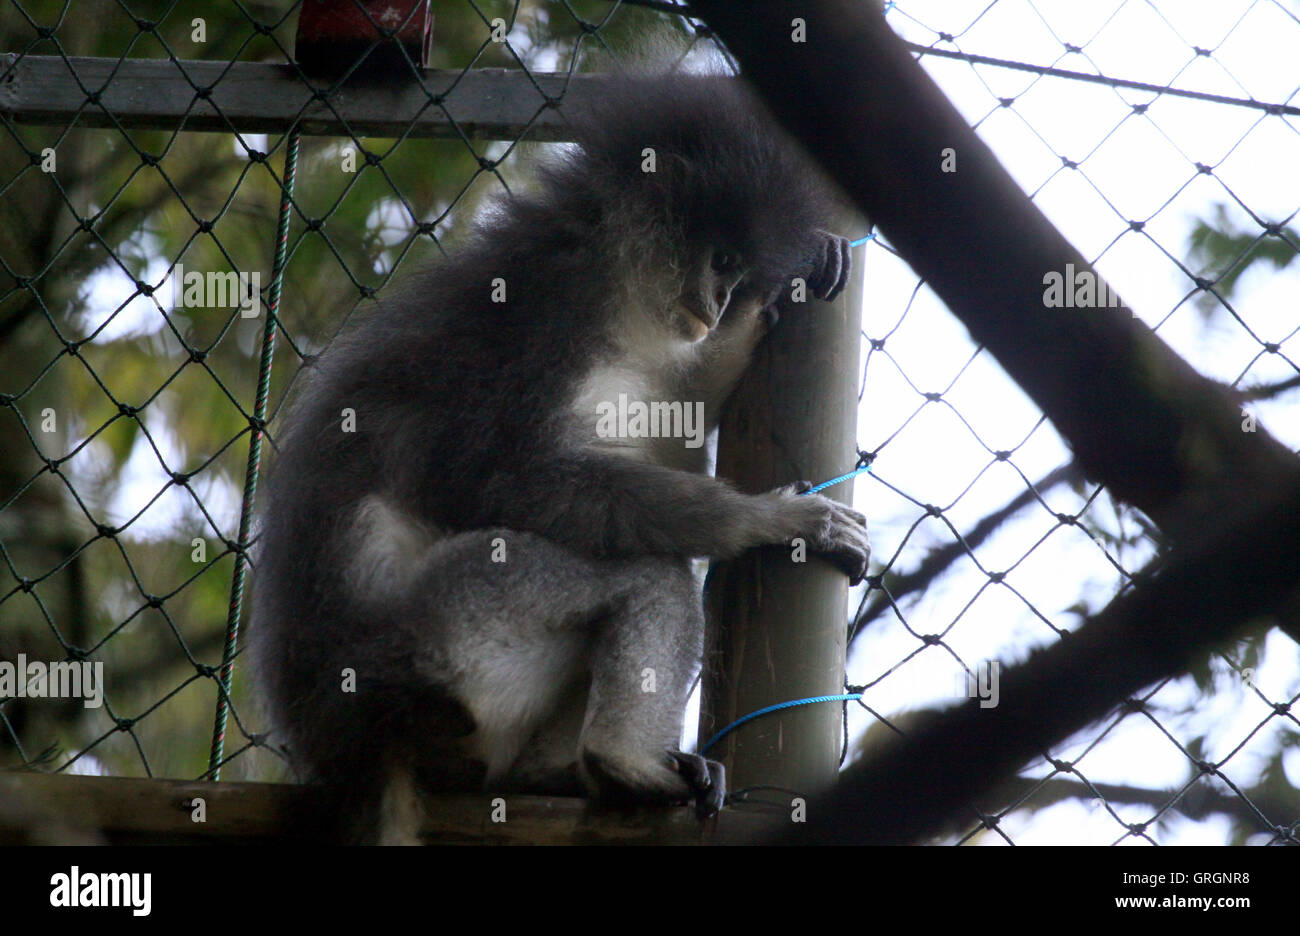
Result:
[702, 693, 864, 753]
[800, 462, 872, 495]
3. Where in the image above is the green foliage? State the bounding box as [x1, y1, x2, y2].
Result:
[1186, 203, 1300, 317]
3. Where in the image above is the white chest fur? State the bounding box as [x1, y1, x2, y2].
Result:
[570, 358, 714, 473]
[571, 363, 656, 459]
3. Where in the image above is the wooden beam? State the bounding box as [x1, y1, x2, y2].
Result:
[702, 229, 865, 797]
[0, 773, 784, 844]
[0, 54, 614, 141]
[0, 773, 328, 844]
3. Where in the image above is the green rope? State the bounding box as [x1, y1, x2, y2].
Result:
[207, 128, 301, 779]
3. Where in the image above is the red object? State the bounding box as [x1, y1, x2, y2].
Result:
[294, 0, 433, 77]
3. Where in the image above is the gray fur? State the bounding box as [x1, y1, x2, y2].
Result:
[249, 74, 870, 841]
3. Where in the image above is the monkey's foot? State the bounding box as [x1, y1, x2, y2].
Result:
[581, 748, 726, 819]
[667, 751, 726, 819]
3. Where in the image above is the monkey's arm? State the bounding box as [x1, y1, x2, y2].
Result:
[478, 452, 870, 583]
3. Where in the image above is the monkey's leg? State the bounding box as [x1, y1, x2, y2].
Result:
[332, 517, 623, 842]
[347, 519, 719, 817]
[496, 676, 590, 797]
[409, 529, 625, 784]
[577, 556, 725, 817]
[498, 555, 723, 814]
[437, 544, 722, 813]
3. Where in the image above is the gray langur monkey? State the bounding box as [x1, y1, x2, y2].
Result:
[250, 74, 870, 843]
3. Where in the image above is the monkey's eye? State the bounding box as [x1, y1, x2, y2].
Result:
[711, 251, 741, 274]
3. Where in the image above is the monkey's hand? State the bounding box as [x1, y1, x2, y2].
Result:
[766, 231, 852, 329]
[763, 482, 871, 584]
[806, 230, 852, 302]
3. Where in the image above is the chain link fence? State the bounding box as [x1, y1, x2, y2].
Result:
[0, 0, 1296, 844]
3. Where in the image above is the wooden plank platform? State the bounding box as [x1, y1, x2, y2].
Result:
[0, 773, 787, 844]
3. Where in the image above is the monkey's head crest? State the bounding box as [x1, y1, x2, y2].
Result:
[549, 72, 846, 317]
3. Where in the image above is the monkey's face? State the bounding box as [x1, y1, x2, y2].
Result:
[679, 246, 742, 339]
[675, 242, 767, 342]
